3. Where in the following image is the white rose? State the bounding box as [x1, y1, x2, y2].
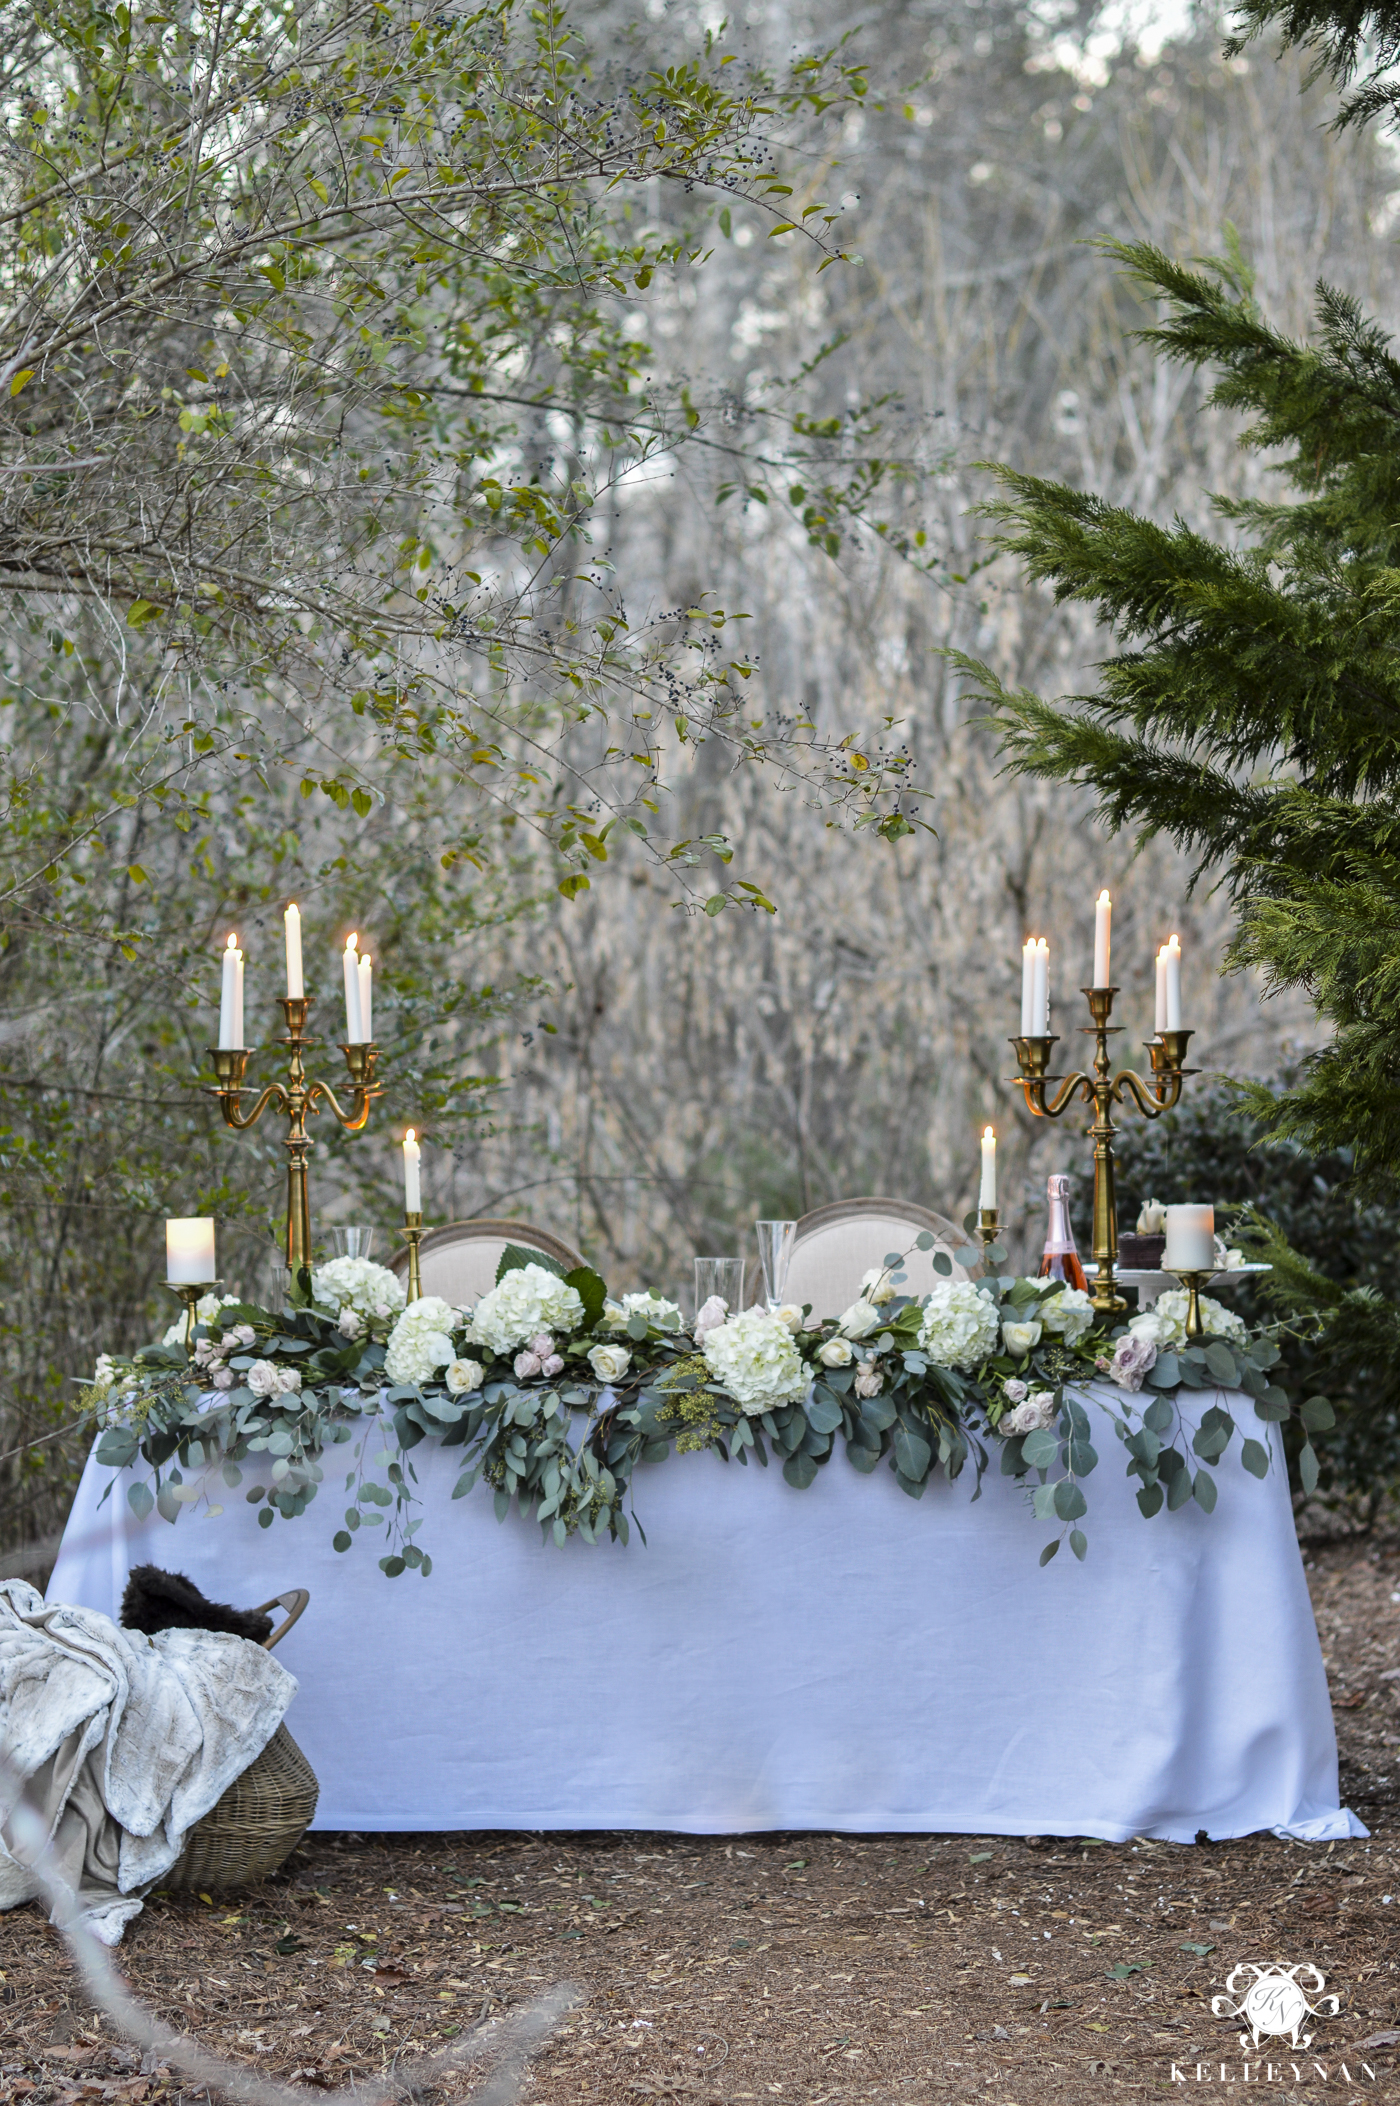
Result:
[838, 1298, 882, 1340]
[470, 1264, 585, 1356]
[702, 1309, 808, 1410]
[445, 1358, 484, 1395]
[588, 1342, 632, 1383]
[859, 1266, 898, 1307]
[247, 1360, 279, 1397]
[1001, 1319, 1042, 1357]
[273, 1365, 303, 1395]
[774, 1303, 805, 1332]
[918, 1281, 1001, 1372]
[818, 1336, 854, 1368]
[605, 1291, 683, 1332]
[1039, 1286, 1095, 1347]
[1003, 1377, 1029, 1404]
[338, 1306, 364, 1340]
[853, 1363, 884, 1399]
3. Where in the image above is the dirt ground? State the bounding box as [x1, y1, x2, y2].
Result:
[5, 1539, 1400, 2105]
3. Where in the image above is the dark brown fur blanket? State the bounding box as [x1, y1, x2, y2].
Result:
[118, 1565, 273, 1643]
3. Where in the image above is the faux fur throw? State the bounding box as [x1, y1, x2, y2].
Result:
[120, 1565, 273, 1645]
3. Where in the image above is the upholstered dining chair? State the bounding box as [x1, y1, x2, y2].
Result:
[387, 1218, 586, 1309]
[781, 1197, 970, 1320]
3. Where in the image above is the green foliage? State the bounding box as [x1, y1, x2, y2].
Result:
[92, 1255, 1306, 1572]
[1226, 0, 1400, 134]
[958, 232, 1400, 1189]
[1112, 1079, 1400, 1520]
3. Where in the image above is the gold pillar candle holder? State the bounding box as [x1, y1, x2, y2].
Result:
[403, 1211, 424, 1303]
[166, 1280, 216, 1351]
[207, 995, 382, 1274]
[1009, 985, 1195, 1316]
[1170, 1269, 1211, 1343]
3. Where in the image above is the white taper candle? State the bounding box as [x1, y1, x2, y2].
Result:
[284, 903, 303, 999]
[218, 935, 238, 1049]
[1155, 945, 1168, 1033]
[342, 933, 362, 1043]
[233, 946, 244, 1051]
[1020, 938, 1036, 1036]
[358, 952, 372, 1042]
[1093, 889, 1112, 988]
[979, 1126, 996, 1210]
[403, 1128, 421, 1213]
[1164, 933, 1182, 1031]
[1032, 938, 1049, 1035]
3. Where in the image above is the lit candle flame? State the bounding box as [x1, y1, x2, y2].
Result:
[405, 1127, 415, 1144]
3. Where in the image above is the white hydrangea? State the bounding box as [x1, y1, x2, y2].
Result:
[1132, 1290, 1247, 1353]
[311, 1255, 406, 1325]
[702, 1308, 809, 1410]
[465, 1264, 585, 1357]
[918, 1281, 1001, 1372]
[603, 1290, 683, 1331]
[1039, 1285, 1095, 1347]
[162, 1291, 240, 1346]
[384, 1295, 460, 1385]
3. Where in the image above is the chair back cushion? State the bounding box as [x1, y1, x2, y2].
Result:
[784, 1199, 969, 1318]
[387, 1219, 586, 1310]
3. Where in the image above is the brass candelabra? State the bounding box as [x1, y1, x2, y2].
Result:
[1010, 986, 1194, 1314]
[207, 996, 382, 1272]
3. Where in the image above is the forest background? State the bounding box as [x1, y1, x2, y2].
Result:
[5, 0, 1396, 1566]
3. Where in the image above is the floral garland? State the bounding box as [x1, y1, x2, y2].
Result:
[86, 1238, 1334, 1578]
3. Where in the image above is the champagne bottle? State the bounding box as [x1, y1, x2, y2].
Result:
[1038, 1173, 1089, 1292]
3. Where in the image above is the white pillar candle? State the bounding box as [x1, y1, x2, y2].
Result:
[403, 1128, 421, 1213]
[979, 1126, 997, 1209]
[218, 935, 238, 1049]
[1032, 938, 1049, 1034]
[358, 952, 373, 1042]
[1164, 933, 1182, 1031]
[1093, 889, 1112, 988]
[1164, 1203, 1214, 1272]
[1020, 938, 1036, 1036]
[342, 933, 362, 1042]
[284, 903, 304, 999]
[167, 1217, 216, 1284]
[1155, 945, 1168, 1033]
[233, 945, 244, 1050]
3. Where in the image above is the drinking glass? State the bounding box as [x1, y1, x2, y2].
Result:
[330, 1226, 378, 1260]
[754, 1219, 797, 1311]
[694, 1256, 747, 1323]
[270, 1263, 293, 1308]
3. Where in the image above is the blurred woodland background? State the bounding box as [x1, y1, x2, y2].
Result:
[5, 0, 1398, 1565]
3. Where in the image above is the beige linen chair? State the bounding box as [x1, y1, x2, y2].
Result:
[781, 1198, 970, 1319]
[387, 1218, 586, 1308]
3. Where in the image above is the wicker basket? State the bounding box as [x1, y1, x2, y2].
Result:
[166, 1721, 319, 1891]
[164, 1589, 318, 1892]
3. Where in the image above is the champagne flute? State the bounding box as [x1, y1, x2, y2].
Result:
[754, 1220, 797, 1312]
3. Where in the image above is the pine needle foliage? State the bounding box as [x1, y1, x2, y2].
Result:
[959, 230, 1400, 1195]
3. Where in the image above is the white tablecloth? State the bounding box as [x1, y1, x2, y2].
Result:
[46, 1386, 1362, 1843]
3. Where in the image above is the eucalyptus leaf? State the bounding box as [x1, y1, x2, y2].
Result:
[1070, 1528, 1087, 1561]
[1299, 1441, 1320, 1495]
[933, 1250, 952, 1277]
[1300, 1396, 1335, 1432]
[1137, 1482, 1164, 1518]
[1052, 1479, 1086, 1521]
[1039, 1538, 1059, 1566]
[1192, 1470, 1218, 1513]
[783, 1451, 818, 1490]
[1240, 1439, 1270, 1480]
[1020, 1427, 1059, 1469]
[127, 1480, 154, 1521]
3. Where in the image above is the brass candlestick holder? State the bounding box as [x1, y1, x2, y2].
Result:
[977, 1207, 1001, 1252]
[207, 996, 382, 1273]
[1009, 986, 1195, 1315]
[403, 1211, 423, 1304]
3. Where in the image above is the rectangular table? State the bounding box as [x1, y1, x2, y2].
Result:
[47, 1385, 1362, 1843]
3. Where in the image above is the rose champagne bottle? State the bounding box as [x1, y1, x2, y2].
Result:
[1038, 1173, 1089, 1293]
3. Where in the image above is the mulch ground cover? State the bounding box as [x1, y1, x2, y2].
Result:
[5, 1538, 1400, 2104]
